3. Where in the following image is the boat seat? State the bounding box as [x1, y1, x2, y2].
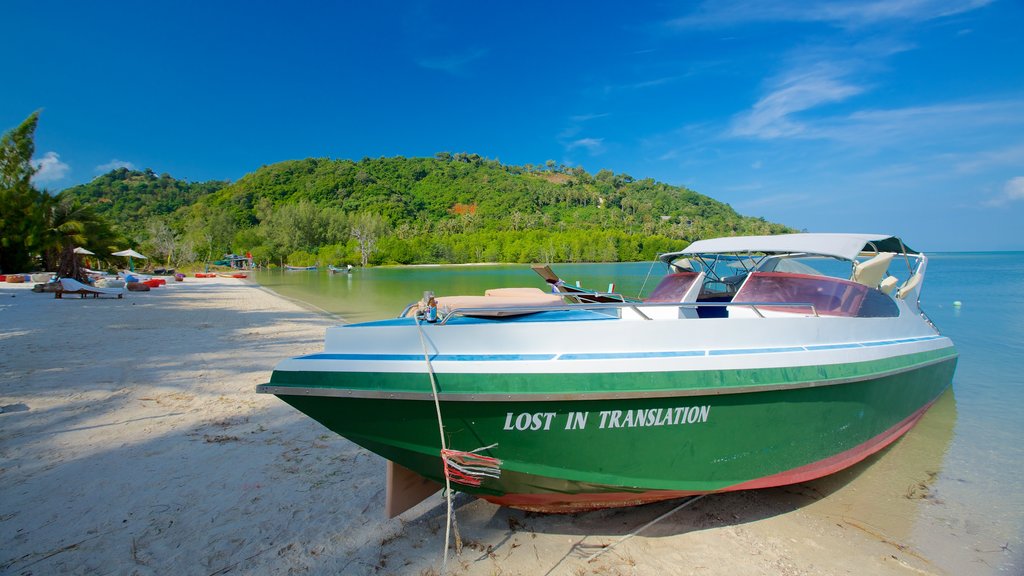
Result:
[896, 273, 922, 299]
[850, 252, 894, 288]
[406, 288, 563, 318]
[484, 287, 552, 298]
[879, 276, 899, 295]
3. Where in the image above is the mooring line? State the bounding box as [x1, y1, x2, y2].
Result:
[585, 495, 707, 564]
[415, 315, 454, 575]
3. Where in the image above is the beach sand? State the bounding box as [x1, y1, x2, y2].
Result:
[0, 278, 949, 575]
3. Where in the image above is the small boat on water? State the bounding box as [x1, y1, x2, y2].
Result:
[258, 233, 957, 513]
[328, 264, 353, 274]
[284, 264, 318, 271]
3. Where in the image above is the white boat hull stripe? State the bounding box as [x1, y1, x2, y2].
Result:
[290, 335, 944, 364]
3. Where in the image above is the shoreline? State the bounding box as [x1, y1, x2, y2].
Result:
[0, 278, 951, 575]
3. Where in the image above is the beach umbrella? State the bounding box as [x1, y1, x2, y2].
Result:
[112, 249, 148, 272]
[73, 247, 96, 271]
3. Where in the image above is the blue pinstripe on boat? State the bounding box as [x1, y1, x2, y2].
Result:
[804, 343, 865, 351]
[298, 353, 557, 362]
[709, 346, 806, 356]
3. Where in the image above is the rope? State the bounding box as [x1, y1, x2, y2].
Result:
[441, 446, 501, 486]
[585, 495, 706, 564]
[414, 312, 503, 574]
[414, 315, 454, 575]
[637, 258, 660, 299]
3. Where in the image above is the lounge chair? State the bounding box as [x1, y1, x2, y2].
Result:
[55, 278, 125, 299]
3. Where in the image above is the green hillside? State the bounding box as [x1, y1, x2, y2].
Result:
[61, 167, 228, 229]
[62, 154, 792, 267]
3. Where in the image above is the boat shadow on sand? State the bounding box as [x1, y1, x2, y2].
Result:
[378, 388, 957, 574]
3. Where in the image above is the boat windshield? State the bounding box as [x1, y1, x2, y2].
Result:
[667, 252, 904, 318]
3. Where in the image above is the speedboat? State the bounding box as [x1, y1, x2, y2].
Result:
[258, 233, 957, 513]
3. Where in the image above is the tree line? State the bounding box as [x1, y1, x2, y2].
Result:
[0, 113, 121, 274]
[3, 112, 793, 273]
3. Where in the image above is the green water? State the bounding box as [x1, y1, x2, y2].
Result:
[254, 254, 1024, 574]
[252, 262, 661, 322]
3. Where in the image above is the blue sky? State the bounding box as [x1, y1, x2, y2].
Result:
[5, 0, 1023, 251]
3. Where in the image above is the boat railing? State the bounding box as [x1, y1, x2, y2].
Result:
[397, 300, 823, 324]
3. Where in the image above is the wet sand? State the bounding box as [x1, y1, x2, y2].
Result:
[0, 278, 958, 575]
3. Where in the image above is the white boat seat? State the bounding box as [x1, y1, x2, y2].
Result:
[406, 288, 563, 318]
[896, 273, 922, 299]
[879, 276, 899, 295]
[850, 252, 894, 288]
[483, 287, 552, 298]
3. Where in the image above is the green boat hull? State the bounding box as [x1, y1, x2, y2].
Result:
[269, 352, 957, 511]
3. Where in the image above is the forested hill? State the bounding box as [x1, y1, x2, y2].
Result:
[208, 155, 778, 236]
[62, 154, 793, 266]
[61, 168, 227, 225]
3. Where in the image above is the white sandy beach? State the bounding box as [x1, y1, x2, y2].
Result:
[0, 278, 955, 575]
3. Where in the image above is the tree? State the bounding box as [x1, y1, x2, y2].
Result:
[186, 203, 237, 264]
[0, 112, 43, 273]
[350, 212, 387, 267]
[39, 197, 118, 270]
[145, 217, 177, 268]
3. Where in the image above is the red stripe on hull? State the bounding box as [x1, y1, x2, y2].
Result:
[481, 396, 940, 513]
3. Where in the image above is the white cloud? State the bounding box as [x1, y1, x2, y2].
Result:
[31, 151, 70, 184]
[670, 0, 992, 29]
[1006, 177, 1024, 200]
[986, 176, 1024, 207]
[808, 100, 1024, 147]
[96, 159, 136, 172]
[416, 48, 488, 75]
[729, 63, 864, 139]
[566, 138, 606, 155]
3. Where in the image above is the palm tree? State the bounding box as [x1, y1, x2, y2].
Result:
[41, 195, 121, 271]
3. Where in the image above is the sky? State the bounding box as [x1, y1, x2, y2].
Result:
[4, 0, 1023, 251]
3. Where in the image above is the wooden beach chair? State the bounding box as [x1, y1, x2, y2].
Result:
[55, 278, 125, 299]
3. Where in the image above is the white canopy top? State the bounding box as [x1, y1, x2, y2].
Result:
[669, 233, 914, 262]
[111, 249, 148, 259]
[73, 247, 95, 255]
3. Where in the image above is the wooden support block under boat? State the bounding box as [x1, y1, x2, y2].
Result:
[386, 460, 442, 518]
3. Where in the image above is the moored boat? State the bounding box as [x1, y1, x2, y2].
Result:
[284, 264, 318, 271]
[258, 233, 957, 513]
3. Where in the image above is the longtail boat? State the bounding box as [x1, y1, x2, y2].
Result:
[258, 233, 957, 513]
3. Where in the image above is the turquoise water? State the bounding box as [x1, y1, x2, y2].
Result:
[254, 253, 1024, 573]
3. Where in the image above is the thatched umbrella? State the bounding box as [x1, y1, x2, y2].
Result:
[56, 244, 89, 283]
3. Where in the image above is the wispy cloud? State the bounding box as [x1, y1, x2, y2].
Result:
[670, 0, 992, 29]
[416, 48, 489, 75]
[984, 176, 1024, 207]
[808, 99, 1024, 147]
[96, 159, 136, 172]
[566, 138, 606, 155]
[31, 151, 70, 184]
[729, 62, 864, 139]
[569, 113, 610, 123]
[559, 112, 609, 155]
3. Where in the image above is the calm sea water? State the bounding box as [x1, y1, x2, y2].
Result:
[254, 253, 1024, 574]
